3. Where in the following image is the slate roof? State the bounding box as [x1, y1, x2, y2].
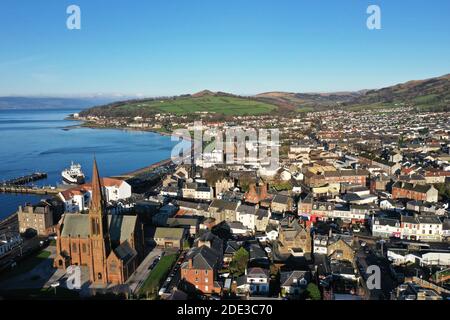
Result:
[237, 204, 257, 215]
[247, 267, 269, 278]
[183, 245, 220, 270]
[209, 199, 239, 211]
[60, 214, 137, 244]
[280, 270, 310, 287]
[113, 240, 137, 264]
[154, 227, 186, 240]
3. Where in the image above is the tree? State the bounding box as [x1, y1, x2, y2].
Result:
[229, 247, 249, 277]
[306, 283, 321, 300]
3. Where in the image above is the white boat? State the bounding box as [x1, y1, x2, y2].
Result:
[61, 162, 85, 185]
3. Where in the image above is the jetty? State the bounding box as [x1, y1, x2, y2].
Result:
[0, 185, 62, 195]
[3, 172, 47, 186]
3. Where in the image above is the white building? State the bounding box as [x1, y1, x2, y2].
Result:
[58, 178, 132, 212]
[372, 217, 402, 238]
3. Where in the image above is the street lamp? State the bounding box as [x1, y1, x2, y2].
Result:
[51, 282, 60, 295]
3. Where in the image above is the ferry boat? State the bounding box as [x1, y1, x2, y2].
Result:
[61, 162, 86, 185]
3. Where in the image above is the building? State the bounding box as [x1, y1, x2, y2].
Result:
[280, 270, 311, 298]
[372, 217, 402, 238]
[244, 182, 268, 205]
[271, 194, 294, 213]
[153, 227, 187, 249]
[53, 159, 144, 285]
[215, 177, 235, 197]
[18, 200, 63, 236]
[392, 182, 438, 203]
[181, 245, 222, 294]
[278, 218, 312, 256]
[208, 199, 239, 223]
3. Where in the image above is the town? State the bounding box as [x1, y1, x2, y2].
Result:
[1, 106, 449, 301]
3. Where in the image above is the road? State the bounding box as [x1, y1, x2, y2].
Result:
[127, 247, 163, 294]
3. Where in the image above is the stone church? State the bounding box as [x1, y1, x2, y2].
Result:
[53, 159, 144, 285]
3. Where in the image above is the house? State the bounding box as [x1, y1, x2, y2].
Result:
[58, 178, 132, 212]
[223, 241, 243, 265]
[208, 199, 239, 223]
[392, 182, 438, 203]
[215, 177, 235, 197]
[236, 267, 270, 296]
[400, 216, 420, 240]
[83, 177, 132, 202]
[194, 231, 224, 261]
[271, 194, 294, 213]
[416, 216, 442, 242]
[236, 204, 258, 231]
[153, 227, 187, 249]
[372, 217, 402, 238]
[313, 235, 329, 254]
[278, 218, 312, 256]
[265, 224, 279, 241]
[280, 270, 311, 298]
[58, 187, 90, 213]
[180, 245, 222, 294]
[227, 221, 251, 235]
[248, 241, 269, 266]
[327, 238, 355, 263]
[255, 208, 270, 232]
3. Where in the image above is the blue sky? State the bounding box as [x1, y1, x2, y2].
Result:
[0, 0, 449, 96]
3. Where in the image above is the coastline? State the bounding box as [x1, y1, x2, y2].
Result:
[0, 116, 194, 224]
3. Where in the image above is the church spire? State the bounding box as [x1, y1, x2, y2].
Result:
[91, 157, 104, 213]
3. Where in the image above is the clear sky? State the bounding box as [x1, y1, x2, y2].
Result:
[0, 0, 449, 97]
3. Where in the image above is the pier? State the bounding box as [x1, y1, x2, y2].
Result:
[3, 172, 47, 185]
[0, 185, 62, 195]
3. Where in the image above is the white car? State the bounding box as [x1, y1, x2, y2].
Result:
[264, 247, 272, 254]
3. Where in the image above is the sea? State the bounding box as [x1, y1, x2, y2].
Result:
[0, 108, 182, 220]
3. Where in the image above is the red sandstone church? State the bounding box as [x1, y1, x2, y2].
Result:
[53, 159, 144, 285]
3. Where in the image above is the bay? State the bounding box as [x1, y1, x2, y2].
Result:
[0, 108, 180, 219]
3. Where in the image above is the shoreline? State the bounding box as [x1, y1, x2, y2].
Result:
[0, 116, 195, 224]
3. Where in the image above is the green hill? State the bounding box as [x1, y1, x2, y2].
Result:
[80, 91, 278, 118]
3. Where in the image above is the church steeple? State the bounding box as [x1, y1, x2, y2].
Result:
[88, 158, 111, 284]
[91, 157, 104, 213]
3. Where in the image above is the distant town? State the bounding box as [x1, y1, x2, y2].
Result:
[1, 92, 450, 301]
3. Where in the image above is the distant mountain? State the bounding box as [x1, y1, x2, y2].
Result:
[0, 97, 120, 110]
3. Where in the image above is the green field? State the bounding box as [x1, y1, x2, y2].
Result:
[91, 95, 278, 117]
[139, 253, 178, 298]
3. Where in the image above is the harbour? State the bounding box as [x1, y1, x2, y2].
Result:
[0, 108, 183, 220]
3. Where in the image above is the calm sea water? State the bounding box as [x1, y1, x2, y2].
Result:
[0, 108, 180, 219]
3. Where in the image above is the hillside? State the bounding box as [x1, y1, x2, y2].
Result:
[257, 73, 450, 112]
[344, 73, 450, 110]
[255, 91, 362, 112]
[80, 73, 450, 117]
[80, 91, 279, 117]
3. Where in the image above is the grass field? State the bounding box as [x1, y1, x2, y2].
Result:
[115, 96, 277, 116]
[139, 253, 178, 297]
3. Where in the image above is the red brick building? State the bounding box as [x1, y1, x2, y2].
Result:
[181, 245, 222, 294]
[53, 159, 144, 285]
[392, 182, 438, 203]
